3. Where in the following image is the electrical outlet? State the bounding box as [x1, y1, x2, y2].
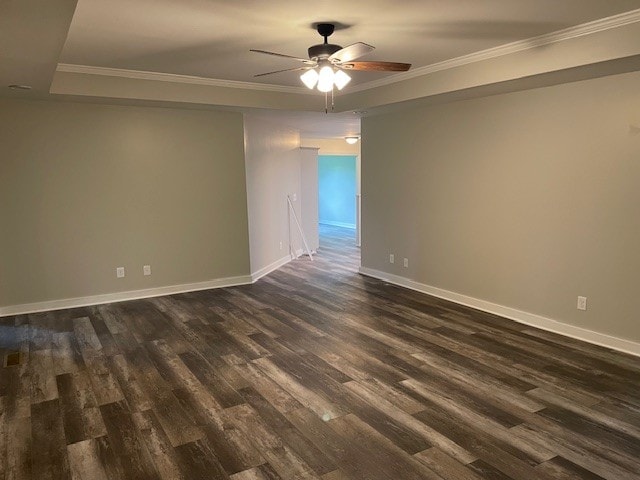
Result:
[577, 296, 587, 311]
[389, 254, 394, 264]
[116, 267, 125, 278]
[403, 258, 409, 268]
[291, 193, 297, 201]
[143, 265, 151, 276]
[279, 241, 283, 250]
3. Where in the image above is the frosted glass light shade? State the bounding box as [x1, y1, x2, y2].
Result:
[317, 66, 335, 93]
[300, 69, 319, 89]
[301, 66, 352, 92]
[334, 69, 351, 90]
[345, 136, 359, 144]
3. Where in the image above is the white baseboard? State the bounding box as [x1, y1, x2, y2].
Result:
[0, 274, 253, 317]
[0, 251, 315, 317]
[251, 254, 293, 282]
[319, 221, 356, 229]
[359, 266, 640, 357]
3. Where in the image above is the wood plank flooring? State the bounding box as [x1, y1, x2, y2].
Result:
[1, 224, 639, 479]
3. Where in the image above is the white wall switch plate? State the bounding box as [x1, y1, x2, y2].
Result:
[116, 267, 125, 278]
[403, 258, 409, 268]
[577, 296, 587, 310]
[389, 254, 395, 264]
[143, 265, 151, 276]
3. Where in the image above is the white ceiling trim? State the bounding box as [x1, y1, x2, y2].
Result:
[56, 63, 313, 94]
[57, 8, 640, 95]
[347, 7, 640, 93]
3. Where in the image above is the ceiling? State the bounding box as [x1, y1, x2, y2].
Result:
[60, 0, 640, 87]
[3, 0, 640, 137]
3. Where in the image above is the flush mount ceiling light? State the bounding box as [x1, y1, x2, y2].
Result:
[251, 23, 411, 111]
[345, 136, 360, 144]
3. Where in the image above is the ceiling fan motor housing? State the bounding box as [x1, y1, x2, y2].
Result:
[251, 21, 411, 79]
[308, 43, 342, 60]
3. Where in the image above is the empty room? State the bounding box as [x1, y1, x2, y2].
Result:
[1, 1, 640, 479]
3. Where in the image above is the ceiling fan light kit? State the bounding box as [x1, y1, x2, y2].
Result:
[251, 22, 410, 110]
[299, 63, 352, 92]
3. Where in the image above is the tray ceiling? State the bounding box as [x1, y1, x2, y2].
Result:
[60, 0, 640, 88]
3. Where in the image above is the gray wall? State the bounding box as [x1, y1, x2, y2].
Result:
[243, 115, 303, 276]
[362, 71, 640, 342]
[300, 147, 319, 253]
[0, 98, 250, 307]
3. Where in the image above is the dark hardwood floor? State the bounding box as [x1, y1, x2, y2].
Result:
[1, 224, 639, 479]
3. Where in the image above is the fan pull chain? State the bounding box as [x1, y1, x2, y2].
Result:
[324, 89, 336, 114]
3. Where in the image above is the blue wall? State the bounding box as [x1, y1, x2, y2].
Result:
[318, 155, 357, 228]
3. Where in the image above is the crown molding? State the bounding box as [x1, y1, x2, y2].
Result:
[56, 63, 312, 95]
[348, 8, 640, 93]
[57, 8, 640, 96]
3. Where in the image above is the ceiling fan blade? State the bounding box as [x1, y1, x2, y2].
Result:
[254, 66, 311, 77]
[329, 42, 375, 63]
[250, 49, 315, 64]
[342, 61, 411, 72]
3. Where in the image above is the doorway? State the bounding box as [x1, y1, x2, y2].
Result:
[317, 154, 360, 264]
[318, 154, 357, 230]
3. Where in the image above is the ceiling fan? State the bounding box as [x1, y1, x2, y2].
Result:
[250, 23, 411, 94]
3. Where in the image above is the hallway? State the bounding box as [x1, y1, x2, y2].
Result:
[316, 223, 360, 273]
